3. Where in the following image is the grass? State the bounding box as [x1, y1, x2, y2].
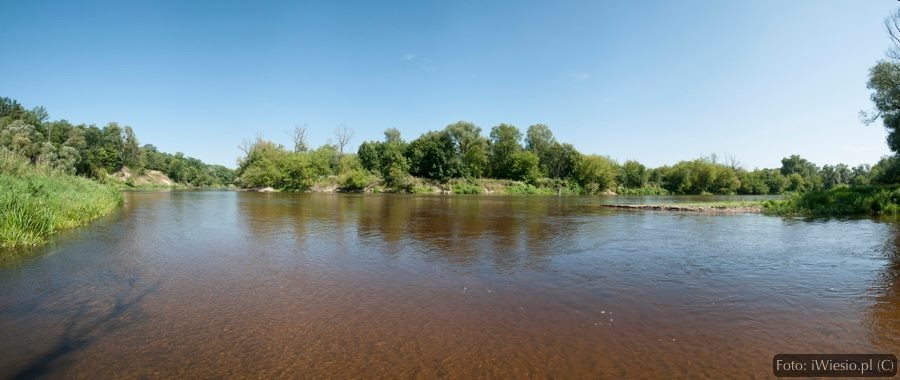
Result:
[762, 185, 900, 216]
[0, 151, 123, 250]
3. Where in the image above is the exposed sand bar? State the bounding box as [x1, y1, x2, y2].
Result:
[601, 204, 763, 214]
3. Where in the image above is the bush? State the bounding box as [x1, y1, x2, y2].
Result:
[505, 183, 554, 195]
[762, 185, 900, 215]
[339, 169, 372, 192]
[451, 181, 482, 194]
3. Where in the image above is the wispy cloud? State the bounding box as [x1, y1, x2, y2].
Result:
[401, 53, 437, 72]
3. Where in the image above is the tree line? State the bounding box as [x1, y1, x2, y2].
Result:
[3, 95, 892, 195]
[0, 97, 234, 187]
[236, 121, 887, 194]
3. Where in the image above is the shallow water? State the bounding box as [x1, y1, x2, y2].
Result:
[0, 192, 897, 378]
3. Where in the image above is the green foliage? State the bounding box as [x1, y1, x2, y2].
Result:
[451, 180, 482, 194]
[504, 183, 554, 195]
[0, 150, 123, 250]
[357, 141, 382, 172]
[406, 130, 460, 181]
[544, 142, 581, 179]
[779, 155, 822, 191]
[0, 97, 233, 187]
[871, 155, 900, 184]
[619, 160, 647, 188]
[866, 61, 900, 153]
[488, 123, 524, 179]
[339, 169, 372, 192]
[508, 150, 541, 182]
[763, 185, 900, 215]
[446, 121, 489, 178]
[616, 185, 669, 195]
[660, 158, 741, 195]
[576, 155, 618, 193]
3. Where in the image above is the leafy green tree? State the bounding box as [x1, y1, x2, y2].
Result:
[544, 142, 581, 179]
[488, 123, 523, 179]
[446, 121, 489, 178]
[820, 164, 852, 189]
[406, 130, 460, 181]
[780, 155, 818, 178]
[123, 126, 143, 170]
[357, 141, 382, 172]
[762, 169, 788, 194]
[525, 124, 556, 176]
[663, 163, 692, 194]
[309, 144, 338, 177]
[738, 170, 769, 195]
[850, 164, 871, 185]
[508, 151, 541, 182]
[576, 155, 618, 193]
[620, 160, 647, 188]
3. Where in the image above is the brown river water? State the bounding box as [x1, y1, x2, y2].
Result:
[0, 192, 898, 378]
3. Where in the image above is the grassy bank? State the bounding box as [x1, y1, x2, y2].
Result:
[0, 152, 123, 250]
[762, 185, 900, 216]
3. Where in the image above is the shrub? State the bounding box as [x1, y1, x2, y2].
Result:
[339, 169, 372, 192]
[452, 181, 482, 194]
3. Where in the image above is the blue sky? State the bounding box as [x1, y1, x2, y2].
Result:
[1, 0, 897, 169]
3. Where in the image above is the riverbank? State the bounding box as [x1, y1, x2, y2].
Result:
[0, 153, 122, 250]
[242, 177, 600, 195]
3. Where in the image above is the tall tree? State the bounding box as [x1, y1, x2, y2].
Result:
[334, 125, 354, 157]
[863, 9, 900, 153]
[445, 121, 488, 177]
[488, 123, 523, 179]
[525, 124, 557, 177]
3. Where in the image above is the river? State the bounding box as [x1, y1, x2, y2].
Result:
[0, 192, 897, 378]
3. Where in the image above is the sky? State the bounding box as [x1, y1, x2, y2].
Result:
[1, 0, 897, 169]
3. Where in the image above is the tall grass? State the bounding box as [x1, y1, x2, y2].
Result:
[0, 151, 123, 250]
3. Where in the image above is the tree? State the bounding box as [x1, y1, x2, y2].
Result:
[821, 164, 852, 189]
[446, 121, 489, 177]
[576, 155, 618, 193]
[289, 124, 308, 152]
[334, 125, 354, 156]
[620, 160, 647, 188]
[780, 155, 818, 179]
[384, 128, 402, 144]
[545, 143, 581, 179]
[508, 150, 540, 182]
[406, 130, 460, 181]
[488, 124, 523, 179]
[525, 124, 556, 176]
[862, 9, 900, 155]
[357, 141, 382, 172]
[123, 126, 143, 169]
[864, 61, 900, 152]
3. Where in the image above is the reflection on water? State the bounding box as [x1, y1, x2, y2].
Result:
[0, 192, 897, 378]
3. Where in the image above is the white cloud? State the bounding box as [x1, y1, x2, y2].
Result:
[402, 53, 416, 61]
